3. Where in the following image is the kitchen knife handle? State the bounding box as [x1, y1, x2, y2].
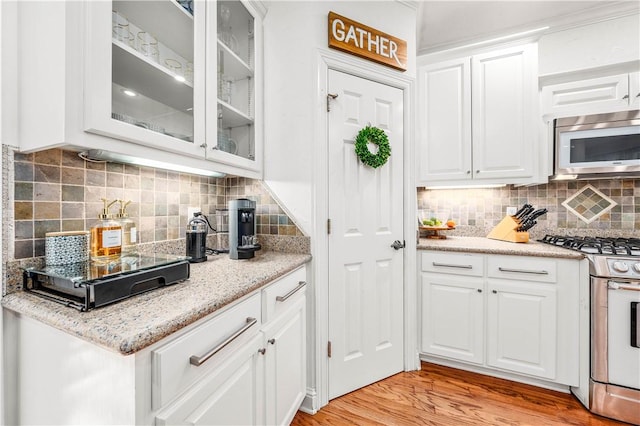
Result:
[498, 267, 549, 275]
[276, 281, 306, 302]
[189, 317, 257, 366]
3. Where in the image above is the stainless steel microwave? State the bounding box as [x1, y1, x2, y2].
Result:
[554, 110, 640, 180]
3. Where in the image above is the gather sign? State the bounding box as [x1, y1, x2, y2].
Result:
[328, 11, 407, 72]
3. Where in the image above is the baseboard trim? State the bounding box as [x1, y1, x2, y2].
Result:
[299, 387, 319, 415]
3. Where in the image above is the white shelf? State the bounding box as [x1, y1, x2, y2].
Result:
[219, 101, 253, 129]
[218, 40, 253, 78]
[112, 41, 193, 113]
[114, 0, 193, 61]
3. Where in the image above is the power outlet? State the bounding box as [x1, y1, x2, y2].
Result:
[506, 206, 518, 216]
[187, 206, 201, 223]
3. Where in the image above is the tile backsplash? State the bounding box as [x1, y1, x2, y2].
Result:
[417, 179, 639, 239]
[6, 148, 303, 260]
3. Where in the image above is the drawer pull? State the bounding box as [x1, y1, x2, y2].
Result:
[432, 262, 473, 269]
[189, 317, 257, 366]
[276, 281, 306, 302]
[498, 267, 548, 275]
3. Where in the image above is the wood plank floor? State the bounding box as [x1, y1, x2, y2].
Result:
[291, 362, 629, 426]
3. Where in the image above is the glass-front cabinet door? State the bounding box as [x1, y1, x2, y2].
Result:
[85, 0, 206, 158]
[206, 0, 262, 172]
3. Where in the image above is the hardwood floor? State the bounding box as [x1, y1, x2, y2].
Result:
[291, 362, 628, 426]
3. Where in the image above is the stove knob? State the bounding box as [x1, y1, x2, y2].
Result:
[612, 261, 629, 273]
[634, 263, 640, 273]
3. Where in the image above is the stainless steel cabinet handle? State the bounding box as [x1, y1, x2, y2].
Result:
[609, 281, 640, 292]
[432, 262, 473, 269]
[498, 267, 548, 275]
[276, 281, 306, 302]
[189, 317, 257, 366]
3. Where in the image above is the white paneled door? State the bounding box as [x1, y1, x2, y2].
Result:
[327, 69, 404, 399]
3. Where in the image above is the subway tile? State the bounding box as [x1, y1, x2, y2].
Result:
[62, 150, 85, 168]
[14, 162, 34, 182]
[14, 202, 33, 220]
[14, 152, 33, 162]
[61, 202, 84, 219]
[62, 185, 84, 202]
[34, 149, 61, 165]
[14, 182, 33, 201]
[124, 174, 140, 189]
[14, 240, 33, 259]
[86, 161, 106, 171]
[15, 221, 34, 240]
[107, 172, 124, 188]
[61, 167, 85, 185]
[62, 219, 85, 232]
[86, 170, 106, 186]
[34, 202, 60, 220]
[34, 220, 60, 238]
[34, 239, 45, 257]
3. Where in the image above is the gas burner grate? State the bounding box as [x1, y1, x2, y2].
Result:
[539, 235, 640, 257]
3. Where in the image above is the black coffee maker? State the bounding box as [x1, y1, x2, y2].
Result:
[229, 199, 261, 260]
[186, 213, 208, 262]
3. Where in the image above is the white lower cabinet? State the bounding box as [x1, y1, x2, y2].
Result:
[263, 296, 306, 426]
[2, 266, 307, 425]
[486, 280, 557, 379]
[419, 251, 581, 387]
[155, 333, 265, 426]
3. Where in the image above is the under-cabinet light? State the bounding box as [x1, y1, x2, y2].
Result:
[423, 184, 506, 190]
[551, 174, 578, 181]
[122, 89, 137, 97]
[79, 150, 226, 178]
[174, 75, 186, 83]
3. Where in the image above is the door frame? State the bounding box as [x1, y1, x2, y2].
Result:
[309, 48, 418, 411]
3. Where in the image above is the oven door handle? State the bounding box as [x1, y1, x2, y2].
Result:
[608, 281, 640, 292]
[632, 302, 639, 349]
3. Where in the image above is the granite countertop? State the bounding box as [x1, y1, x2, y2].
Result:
[2, 251, 311, 355]
[417, 236, 585, 260]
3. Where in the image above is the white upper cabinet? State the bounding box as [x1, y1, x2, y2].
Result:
[541, 72, 640, 117]
[17, 1, 263, 178]
[417, 43, 539, 186]
[85, 0, 205, 158]
[417, 58, 472, 182]
[206, 1, 263, 172]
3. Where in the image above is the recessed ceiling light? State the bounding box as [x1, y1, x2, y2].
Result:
[122, 89, 137, 97]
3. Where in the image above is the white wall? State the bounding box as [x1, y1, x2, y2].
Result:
[262, 1, 417, 237]
[538, 12, 640, 76]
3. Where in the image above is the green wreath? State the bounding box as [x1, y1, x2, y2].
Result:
[354, 126, 391, 168]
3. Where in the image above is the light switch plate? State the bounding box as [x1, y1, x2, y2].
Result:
[506, 206, 518, 216]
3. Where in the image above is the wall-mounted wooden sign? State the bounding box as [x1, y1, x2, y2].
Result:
[328, 11, 407, 72]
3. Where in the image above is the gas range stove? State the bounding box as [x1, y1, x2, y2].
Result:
[539, 234, 640, 279]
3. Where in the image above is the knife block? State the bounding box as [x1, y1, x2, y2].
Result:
[487, 215, 529, 243]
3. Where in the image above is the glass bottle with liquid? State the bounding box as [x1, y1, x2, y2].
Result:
[90, 198, 122, 261]
[116, 199, 137, 255]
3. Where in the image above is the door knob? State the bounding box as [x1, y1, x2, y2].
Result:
[390, 240, 405, 250]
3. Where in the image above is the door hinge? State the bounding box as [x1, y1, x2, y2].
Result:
[327, 341, 332, 358]
[327, 218, 331, 235]
[327, 93, 338, 112]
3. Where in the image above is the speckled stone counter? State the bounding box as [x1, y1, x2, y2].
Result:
[2, 251, 311, 355]
[417, 236, 585, 260]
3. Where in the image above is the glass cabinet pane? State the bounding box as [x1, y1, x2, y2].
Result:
[216, 1, 255, 160]
[111, 1, 195, 143]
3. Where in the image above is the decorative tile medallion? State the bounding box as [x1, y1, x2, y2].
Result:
[562, 184, 617, 224]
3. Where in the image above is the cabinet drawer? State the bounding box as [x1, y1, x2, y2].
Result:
[151, 293, 262, 409]
[487, 255, 557, 283]
[262, 267, 306, 323]
[421, 252, 484, 276]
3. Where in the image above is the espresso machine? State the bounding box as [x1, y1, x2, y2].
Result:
[229, 199, 261, 260]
